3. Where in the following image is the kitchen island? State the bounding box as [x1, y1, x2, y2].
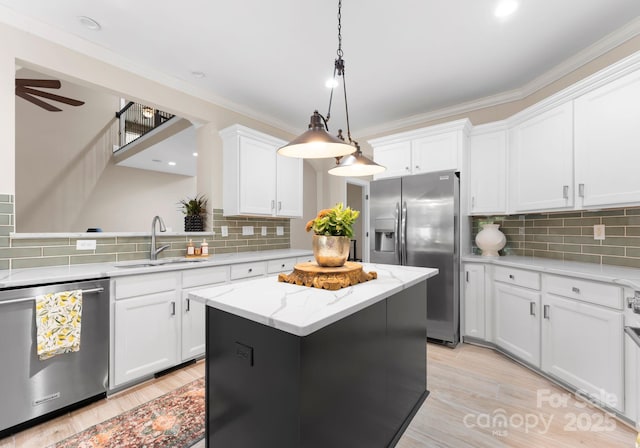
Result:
[189, 263, 438, 448]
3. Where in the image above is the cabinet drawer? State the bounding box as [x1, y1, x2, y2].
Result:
[296, 255, 314, 264]
[182, 266, 229, 289]
[544, 275, 623, 310]
[493, 266, 540, 290]
[230, 262, 266, 280]
[114, 272, 178, 300]
[267, 258, 296, 274]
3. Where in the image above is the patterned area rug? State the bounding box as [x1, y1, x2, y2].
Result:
[50, 378, 205, 448]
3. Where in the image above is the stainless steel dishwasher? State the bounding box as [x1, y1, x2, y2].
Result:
[0, 278, 109, 436]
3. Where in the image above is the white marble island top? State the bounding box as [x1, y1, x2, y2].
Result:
[189, 263, 438, 337]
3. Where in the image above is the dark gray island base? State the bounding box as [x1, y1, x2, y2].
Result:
[204, 280, 428, 448]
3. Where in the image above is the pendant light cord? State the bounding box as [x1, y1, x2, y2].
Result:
[325, 0, 353, 144]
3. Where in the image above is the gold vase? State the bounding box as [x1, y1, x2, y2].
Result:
[312, 235, 350, 267]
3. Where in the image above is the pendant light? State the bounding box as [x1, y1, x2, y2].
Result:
[328, 142, 386, 176]
[278, 0, 358, 162]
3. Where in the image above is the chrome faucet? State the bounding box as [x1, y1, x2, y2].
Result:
[150, 215, 170, 260]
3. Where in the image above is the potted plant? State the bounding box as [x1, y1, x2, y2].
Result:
[178, 194, 207, 232]
[305, 202, 360, 267]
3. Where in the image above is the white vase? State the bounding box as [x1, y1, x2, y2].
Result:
[475, 223, 506, 257]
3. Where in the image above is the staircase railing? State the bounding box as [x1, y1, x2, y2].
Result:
[114, 101, 175, 150]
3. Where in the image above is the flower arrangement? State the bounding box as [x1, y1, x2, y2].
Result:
[305, 202, 360, 239]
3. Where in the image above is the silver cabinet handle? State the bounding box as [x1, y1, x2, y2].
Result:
[415, 165, 420, 170]
[248, 268, 253, 273]
[530, 302, 536, 316]
[405, 166, 410, 171]
[466, 271, 469, 282]
[471, 196, 475, 209]
[571, 286, 580, 294]
[563, 185, 569, 199]
[186, 298, 191, 312]
[278, 201, 282, 211]
[171, 301, 176, 316]
[578, 183, 585, 198]
[509, 274, 515, 280]
[271, 200, 275, 210]
[543, 305, 550, 319]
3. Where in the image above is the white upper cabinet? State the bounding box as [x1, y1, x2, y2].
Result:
[369, 119, 470, 180]
[574, 69, 640, 209]
[221, 125, 303, 218]
[468, 124, 507, 215]
[508, 102, 574, 213]
[371, 141, 412, 179]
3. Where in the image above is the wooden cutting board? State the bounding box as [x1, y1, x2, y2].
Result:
[278, 261, 377, 291]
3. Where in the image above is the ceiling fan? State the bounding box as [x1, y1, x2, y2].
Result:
[15, 78, 85, 112]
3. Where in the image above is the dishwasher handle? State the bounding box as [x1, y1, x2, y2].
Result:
[0, 287, 105, 306]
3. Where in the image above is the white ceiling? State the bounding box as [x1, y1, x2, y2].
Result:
[2, 0, 640, 138]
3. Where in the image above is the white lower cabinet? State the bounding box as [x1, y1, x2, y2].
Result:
[181, 289, 206, 361]
[114, 290, 180, 386]
[463, 264, 485, 339]
[541, 293, 624, 411]
[494, 282, 541, 367]
[180, 266, 229, 361]
[474, 265, 626, 414]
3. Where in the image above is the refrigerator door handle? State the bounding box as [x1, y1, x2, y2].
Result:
[401, 201, 408, 265]
[394, 202, 401, 264]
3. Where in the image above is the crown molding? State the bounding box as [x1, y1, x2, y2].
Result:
[0, 5, 299, 135]
[359, 16, 640, 139]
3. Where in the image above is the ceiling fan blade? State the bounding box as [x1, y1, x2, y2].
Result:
[15, 78, 61, 89]
[19, 86, 85, 106]
[16, 90, 62, 112]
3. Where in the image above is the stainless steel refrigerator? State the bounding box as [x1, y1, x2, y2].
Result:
[370, 170, 459, 345]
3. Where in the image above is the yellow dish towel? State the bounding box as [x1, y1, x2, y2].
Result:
[35, 290, 83, 360]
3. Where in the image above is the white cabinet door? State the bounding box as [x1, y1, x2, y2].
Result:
[509, 103, 574, 212]
[575, 69, 640, 208]
[494, 282, 541, 367]
[181, 290, 206, 361]
[239, 135, 277, 216]
[463, 264, 485, 339]
[275, 154, 303, 217]
[468, 130, 507, 215]
[412, 132, 459, 174]
[372, 141, 411, 179]
[541, 293, 624, 411]
[114, 291, 179, 386]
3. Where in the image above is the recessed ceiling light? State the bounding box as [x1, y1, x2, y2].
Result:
[192, 152, 198, 157]
[494, 0, 518, 18]
[325, 78, 339, 89]
[191, 71, 205, 79]
[168, 161, 177, 166]
[78, 16, 101, 31]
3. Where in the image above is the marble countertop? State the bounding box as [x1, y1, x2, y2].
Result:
[462, 255, 640, 290]
[0, 249, 313, 288]
[189, 263, 439, 337]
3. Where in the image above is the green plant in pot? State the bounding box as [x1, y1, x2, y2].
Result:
[178, 194, 207, 232]
[306, 202, 360, 267]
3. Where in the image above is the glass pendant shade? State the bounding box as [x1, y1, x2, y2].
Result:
[328, 148, 385, 177]
[278, 111, 355, 159]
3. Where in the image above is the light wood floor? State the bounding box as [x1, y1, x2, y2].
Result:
[0, 343, 636, 447]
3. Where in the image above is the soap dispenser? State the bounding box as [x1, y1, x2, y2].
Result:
[187, 239, 195, 256]
[201, 239, 209, 256]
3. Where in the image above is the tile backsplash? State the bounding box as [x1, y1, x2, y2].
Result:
[472, 207, 640, 268]
[0, 202, 290, 270]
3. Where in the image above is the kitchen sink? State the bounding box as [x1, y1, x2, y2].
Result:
[113, 257, 208, 268]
